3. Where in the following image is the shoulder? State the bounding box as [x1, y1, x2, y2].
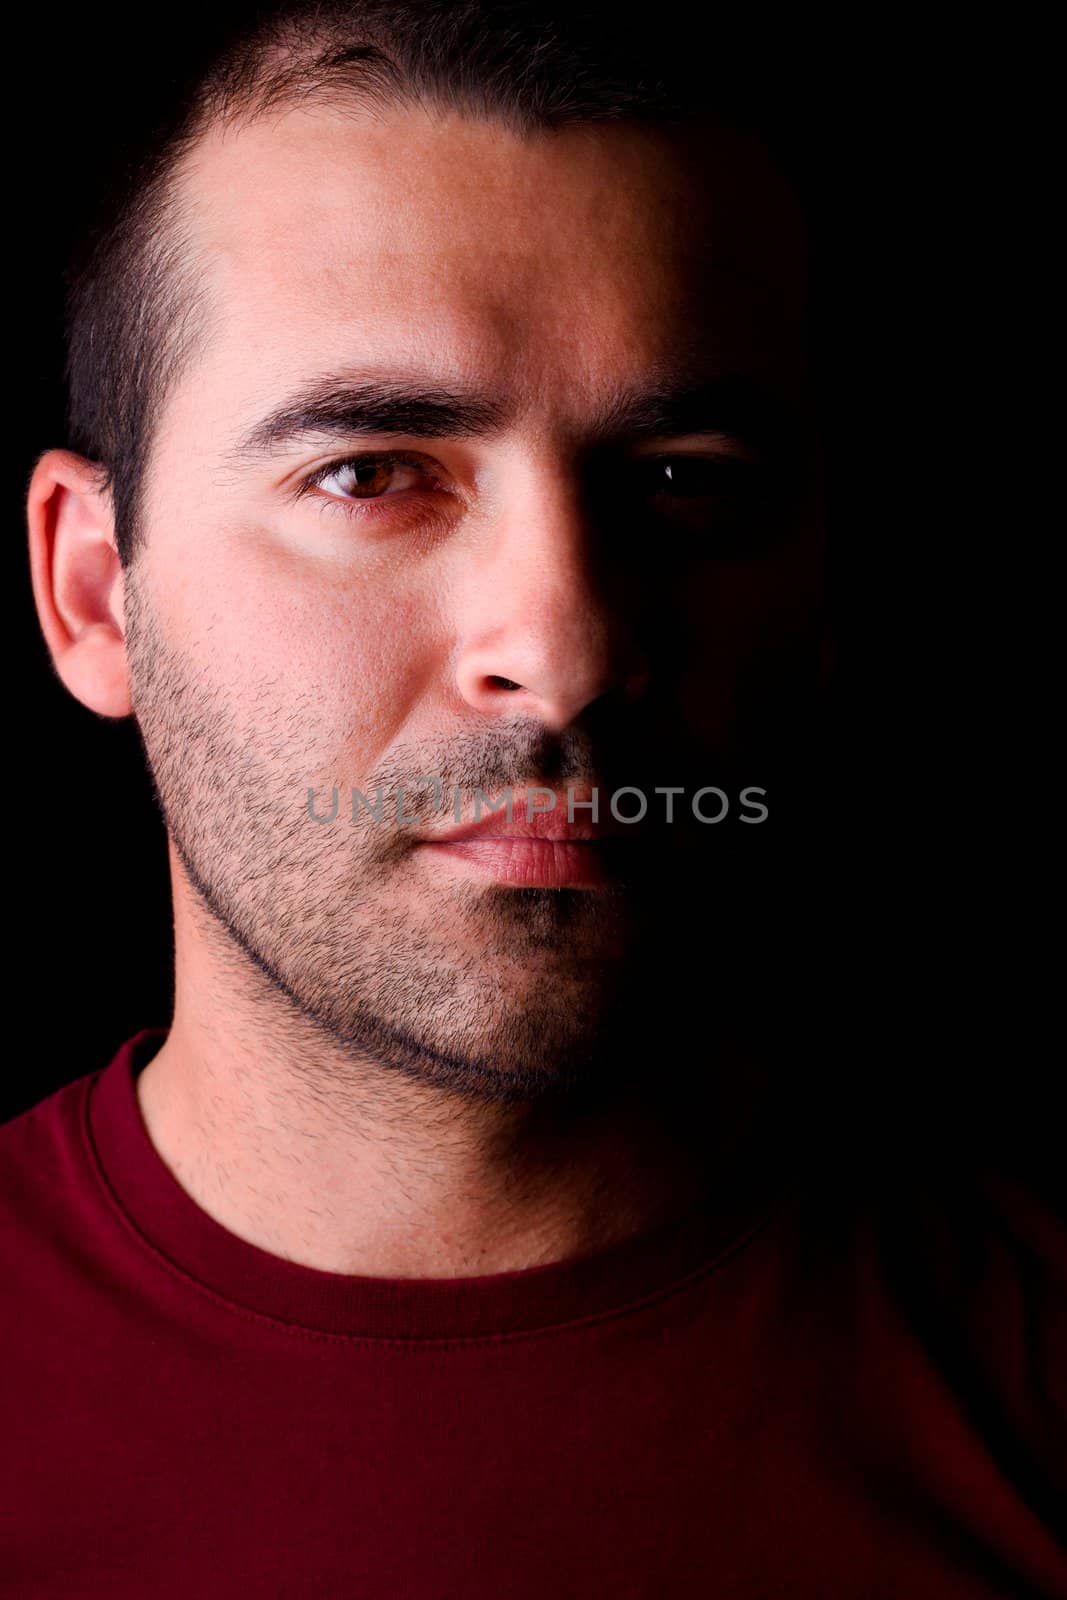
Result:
[0, 1030, 162, 1256]
[819, 1132, 1067, 1306]
[827, 1139, 1067, 1495]
[0, 1069, 108, 1333]
[0, 1068, 101, 1233]
[871, 1144, 1066, 1293]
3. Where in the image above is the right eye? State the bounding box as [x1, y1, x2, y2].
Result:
[300, 451, 446, 518]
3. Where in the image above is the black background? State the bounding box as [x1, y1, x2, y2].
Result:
[6, 10, 1051, 1167]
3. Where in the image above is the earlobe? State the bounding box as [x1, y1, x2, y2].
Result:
[26, 448, 133, 719]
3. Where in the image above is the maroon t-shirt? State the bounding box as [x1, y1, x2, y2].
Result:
[2, 1027, 1065, 1598]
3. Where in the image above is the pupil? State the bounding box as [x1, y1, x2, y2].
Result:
[353, 462, 390, 495]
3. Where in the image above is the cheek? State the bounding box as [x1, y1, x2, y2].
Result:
[686, 562, 821, 661]
[159, 527, 447, 752]
[665, 546, 825, 744]
[303, 584, 445, 750]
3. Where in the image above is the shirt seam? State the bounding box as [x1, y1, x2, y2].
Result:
[79, 1064, 800, 1350]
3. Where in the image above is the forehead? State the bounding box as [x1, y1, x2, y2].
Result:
[172, 101, 809, 436]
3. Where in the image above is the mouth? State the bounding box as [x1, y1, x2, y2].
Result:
[411, 785, 644, 886]
[416, 834, 627, 888]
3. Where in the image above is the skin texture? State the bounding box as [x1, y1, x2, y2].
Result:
[28, 100, 826, 1276]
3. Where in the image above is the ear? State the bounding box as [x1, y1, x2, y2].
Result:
[27, 448, 132, 718]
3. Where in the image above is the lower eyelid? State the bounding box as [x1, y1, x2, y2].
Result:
[302, 477, 455, 526]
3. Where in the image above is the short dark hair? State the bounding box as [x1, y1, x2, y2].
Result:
[63, 1, 816, 568]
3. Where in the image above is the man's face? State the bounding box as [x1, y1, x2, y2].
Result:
[124, 101, 824, 1101]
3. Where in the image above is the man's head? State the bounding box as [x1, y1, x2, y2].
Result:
[29, 1, 830, 1105]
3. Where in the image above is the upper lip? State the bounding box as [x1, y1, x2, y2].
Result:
[419, 787, 632, 843]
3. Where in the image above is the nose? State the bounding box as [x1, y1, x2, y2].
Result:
[452, 457, 650, 731]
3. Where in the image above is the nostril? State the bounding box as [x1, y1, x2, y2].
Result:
[488, 676, 522, 691]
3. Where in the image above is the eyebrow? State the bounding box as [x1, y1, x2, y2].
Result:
[226, 370, 799, 464]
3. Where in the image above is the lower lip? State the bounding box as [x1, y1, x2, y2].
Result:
[418, 838, 620, 887]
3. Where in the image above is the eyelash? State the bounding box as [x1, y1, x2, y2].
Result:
[296, 448, 770, 524]
[297, 451, 445, 521]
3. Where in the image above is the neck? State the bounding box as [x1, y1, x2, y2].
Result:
[136, 881, 771, 1280]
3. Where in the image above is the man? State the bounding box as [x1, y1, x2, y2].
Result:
[4, 3, 1064, 1595]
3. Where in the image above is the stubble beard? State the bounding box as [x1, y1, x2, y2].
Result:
[121, 568, 698, 1108]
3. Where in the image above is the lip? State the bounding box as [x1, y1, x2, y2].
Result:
[415, 786, 636, 887]
[418, 788, 630, 844]
[418, 836, 622, 887]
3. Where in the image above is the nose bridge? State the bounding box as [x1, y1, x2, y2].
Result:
[453, 450, 647, 729]
[506, 472, 610, 650]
